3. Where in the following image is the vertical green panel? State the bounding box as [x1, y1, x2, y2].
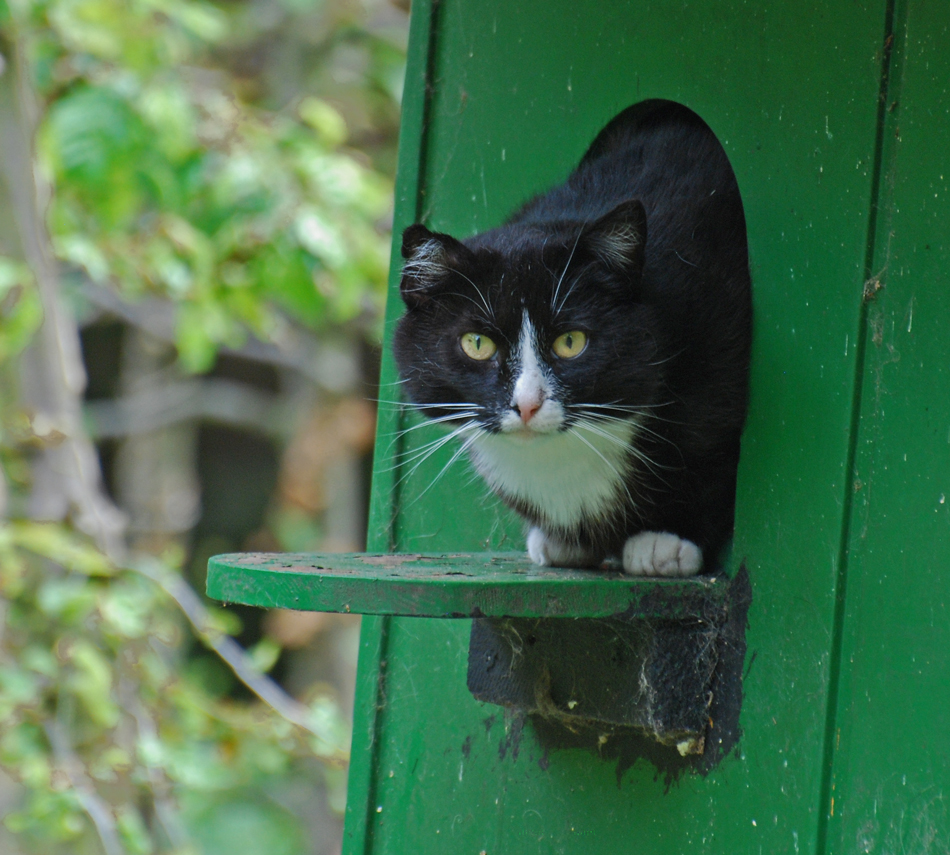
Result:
[344, 2, 435, 850]
[830, 3, 950, 853]
[348, 2, 891, 854]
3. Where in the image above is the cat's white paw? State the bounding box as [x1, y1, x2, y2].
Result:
[526, 527, 597, 568]
[622, 531, 703, 577]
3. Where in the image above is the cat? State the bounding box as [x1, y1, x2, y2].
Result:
[392, 100, 751, 576]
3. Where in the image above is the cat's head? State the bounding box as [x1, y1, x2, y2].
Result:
[393, 200, 663, 438]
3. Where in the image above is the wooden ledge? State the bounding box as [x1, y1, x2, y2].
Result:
[206, 551, 726, 619]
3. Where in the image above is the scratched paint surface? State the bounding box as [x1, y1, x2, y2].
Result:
[827, 5, 950, 853]
[205, 551, 726, 618]
[343, 1, 899, 854]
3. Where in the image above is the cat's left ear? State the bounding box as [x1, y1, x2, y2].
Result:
[583, 199, 647, 277]
[400, 224, 471, 308]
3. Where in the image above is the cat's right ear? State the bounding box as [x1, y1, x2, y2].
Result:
[583, 199, 648, 280]
[401, 224, 439, 259]
[400, 225, 467, 308]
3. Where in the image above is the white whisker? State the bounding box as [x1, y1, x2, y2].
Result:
[383, 412, 480, 454]
[550, 230, 584, 314]
[554, 262, 596, 315]
[569, 428, 638, 510]
[383, 423, 475, 473]
[567, 401, 683, 428]
[447, 268, 494, 319]
[571, 420, 631, 449]
[570, 406, 684, 448]
[382, 435, 456, 473]
[390, 412, 480, 437]
[373, 398, 480, 409]
[573, 421, 674, 486]
[407, 432, 479, 505]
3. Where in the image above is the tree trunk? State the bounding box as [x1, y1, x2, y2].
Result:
[0, 30, 125, 558]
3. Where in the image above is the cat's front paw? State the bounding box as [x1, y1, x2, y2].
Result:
[527, 527, 597, 568]
[622, 531, 703, 577]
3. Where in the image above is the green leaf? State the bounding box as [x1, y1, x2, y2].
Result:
[164, 0, 229, 43]
[64, 640, 121, 728]
[203, 605, 242, 638]
[138, 83, 198, 161]
[0, 259, 43, 363]
[182, 793, 308, 855]
[100, 577, 156, 638]
[0, 723, 52, 789]
[175, 301, 227, 372]
[43, 86, 147, 182]
[53, 234, 111, 283]
[298, 98, 348, 148]
[254, 244, 326, 328]
[248, 638, 281, 674]
[117, 804, 155, 855]
[9, 522, 115, 576]
[0, 666, 41, 711]
[293, 207, 347, 269]
[37, 578, 97, 624]
[21, 645, 59, 679]
[90, 746, 133, 782]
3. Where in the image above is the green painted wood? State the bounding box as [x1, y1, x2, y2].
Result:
[346, 2, 894, 855]
[206, 551, 724, 618]
[827, 3, 950, 852]
[343, 2, 438, 850]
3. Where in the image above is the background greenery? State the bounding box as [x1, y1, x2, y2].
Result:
[0, 0, 406, 852]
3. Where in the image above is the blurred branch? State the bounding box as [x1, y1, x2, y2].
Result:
[120, 683, 189, 849]
[0, 461, 7, 520]
[0, 33, 125, 558]
[43, 721, 124, 855]
[131, 556, 350, 766]
[85, 376, 296, 440]
[82, 282, 362, 395]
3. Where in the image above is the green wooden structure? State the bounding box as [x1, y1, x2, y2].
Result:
[209, 1, 950, 852]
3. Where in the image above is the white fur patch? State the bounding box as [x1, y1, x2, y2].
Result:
[590, 221, 642, 268]
[526, 527, 598, 568]
[501, 315, 560, 432]
[622, 531, 702, 576]
[470, 415, 637, 530]
[402, 239, 448, 281]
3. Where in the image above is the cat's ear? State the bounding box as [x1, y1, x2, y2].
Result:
[400, 224, 469, 308]
[401, 224, 438, 259]
[583, 199, 647, 276]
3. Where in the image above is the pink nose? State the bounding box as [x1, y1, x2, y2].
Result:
[517, 399, 542, 424]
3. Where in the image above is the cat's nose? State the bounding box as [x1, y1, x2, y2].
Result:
[515, 397, 543, 425]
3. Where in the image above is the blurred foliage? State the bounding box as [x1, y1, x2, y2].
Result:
[0, 521, 349, 855]
[22, 0, 398, 371]
[0, 0, 406, 852]
[0, 260, 42, 367]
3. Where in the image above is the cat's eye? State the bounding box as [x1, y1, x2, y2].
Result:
[459, 332, 497, 361]
[552, 331, 588, 359]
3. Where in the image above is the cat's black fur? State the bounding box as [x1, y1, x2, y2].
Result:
[393, 100, 751, 572]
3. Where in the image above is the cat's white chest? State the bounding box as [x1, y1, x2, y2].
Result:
[468, 418, 637, 529]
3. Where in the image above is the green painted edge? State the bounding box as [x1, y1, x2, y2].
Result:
[818, 0, 906, 851]
[365, 0, 439, 553]
[345, 1, 438, 852]
[206, 551, 726, 619]
[342, 614, 388, 855]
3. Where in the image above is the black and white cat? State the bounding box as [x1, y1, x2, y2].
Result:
[393, 100, 751, 576]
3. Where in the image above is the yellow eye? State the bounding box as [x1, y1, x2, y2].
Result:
[552, 330, 588, 359]
[460, 332, 497, 361]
